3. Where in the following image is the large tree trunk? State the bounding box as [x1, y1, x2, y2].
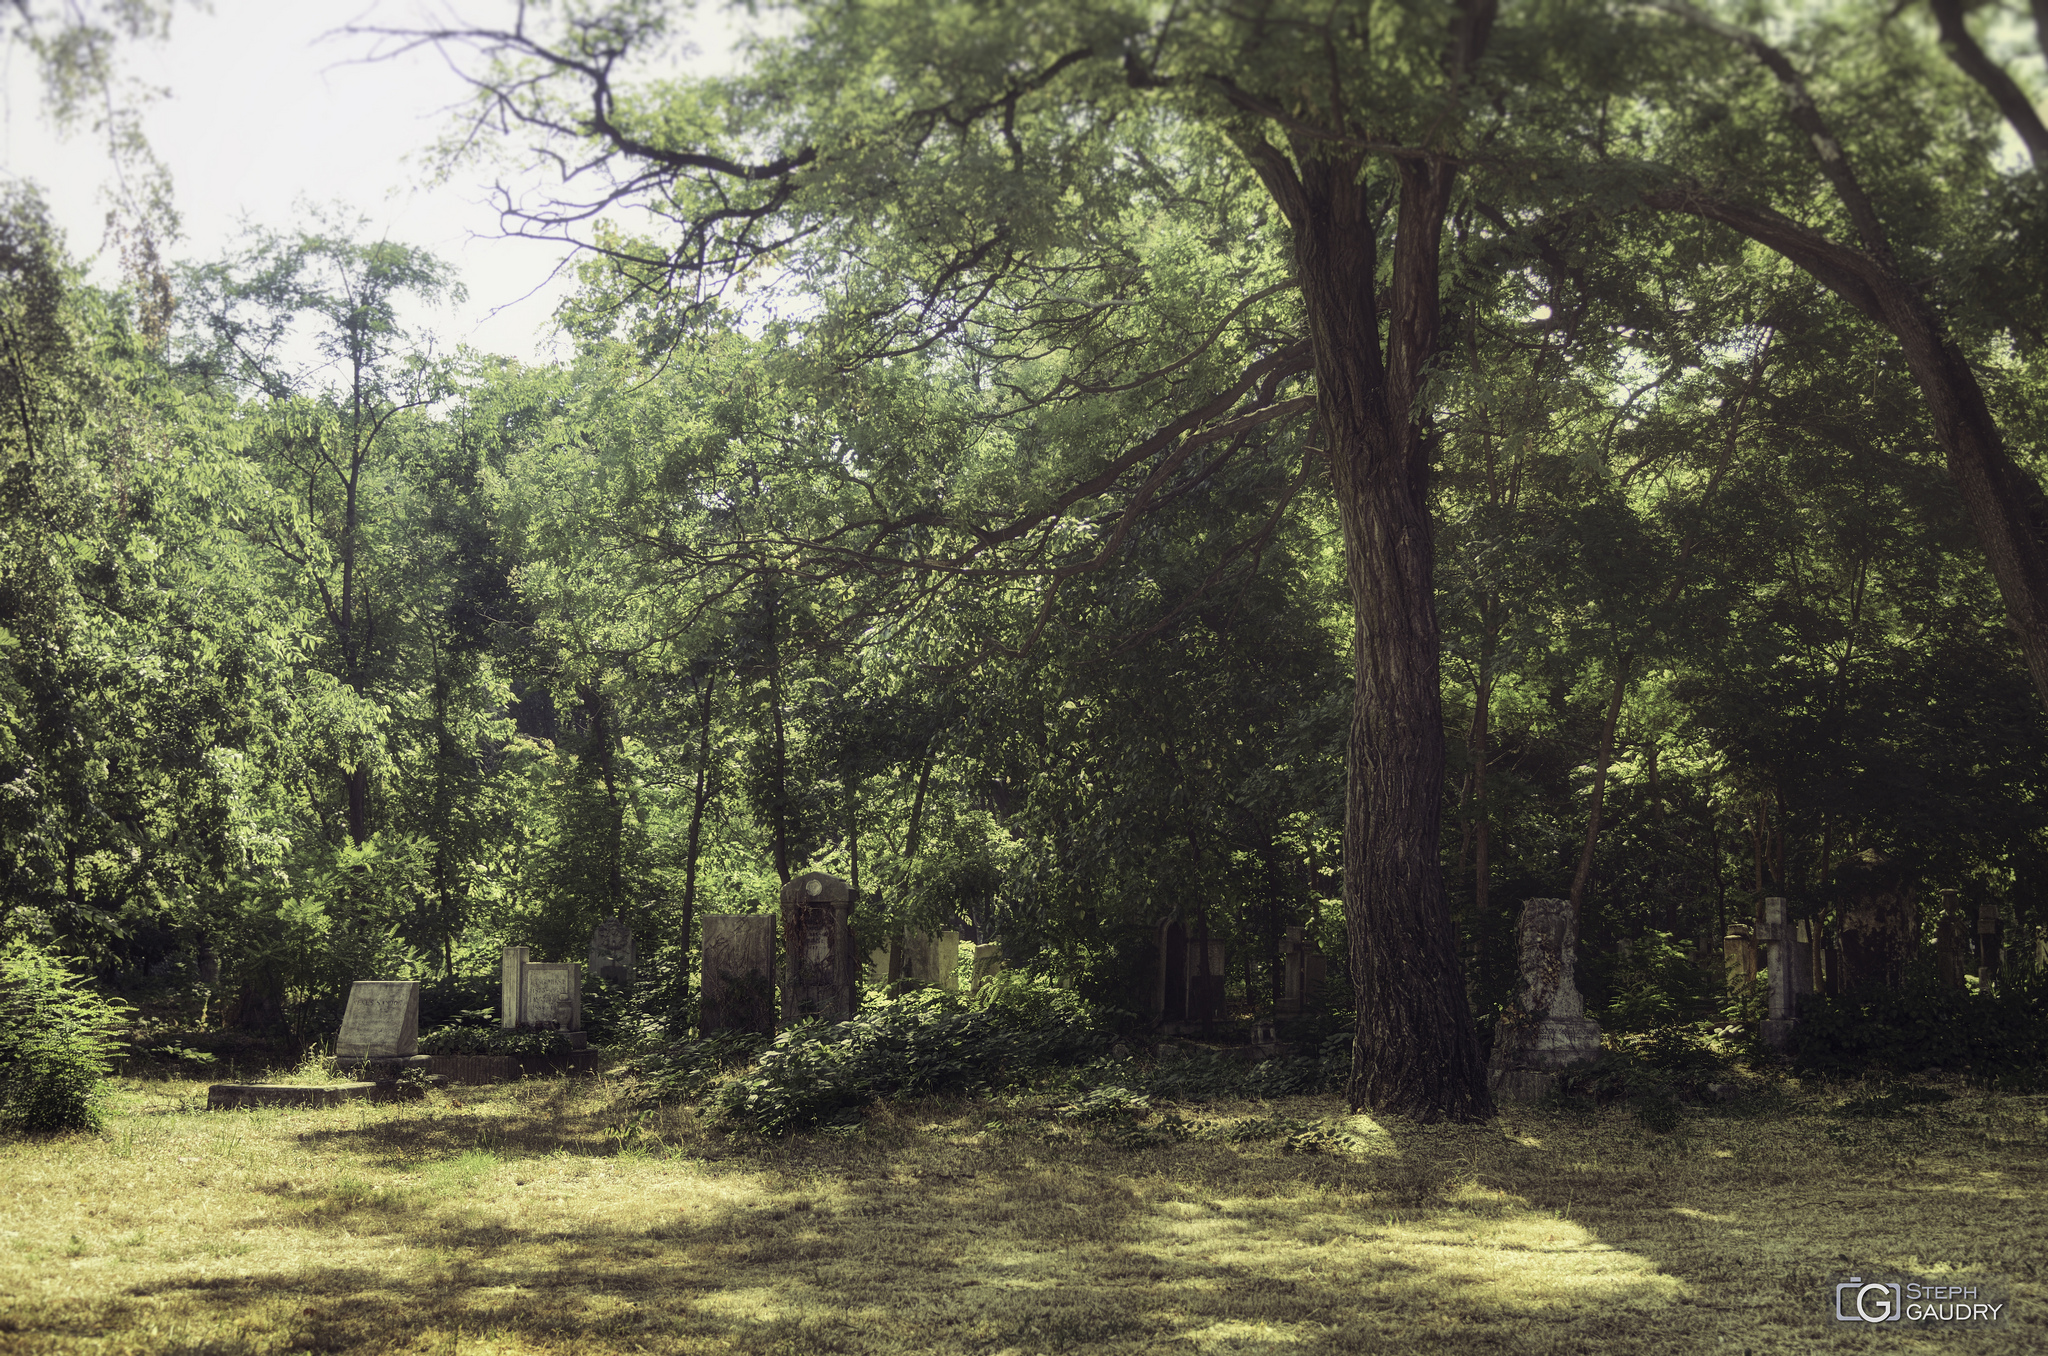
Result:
[1287, 146, 1494, 1123]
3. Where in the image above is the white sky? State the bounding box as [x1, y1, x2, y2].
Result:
[0, 1, 740, 366]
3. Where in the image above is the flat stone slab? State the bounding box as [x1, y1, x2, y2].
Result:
[208, 1082, 376, 1110]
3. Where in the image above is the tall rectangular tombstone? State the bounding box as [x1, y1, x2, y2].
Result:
[501, 946, 529, 1029]
[335, 980, 420, 1060]
[701, 914, 776, 1035]
[1488, 899, 1601, 1101]
[781, 872, 857, 1021]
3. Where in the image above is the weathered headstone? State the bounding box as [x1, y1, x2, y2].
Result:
[588, 917, 637, 984]
[1979, 900, 2003, 994]
[971, 943, 1006, 993]
[1722, 924, 1758, 994]
[702, 914, 777, 1035]
[335, 980, 421, 1060]
[1488, 898, 1601, 1101]
[780, 871, 857, 1022]
[893, 928, 961, 990]
[522, 963, 582, 1030]
[1153, 917, 1226, 1032]
[1155, 919, 1187, 1025]
[1935, 890, 1968, 989]
[1834, 851, 1916, 991]
[500, 945, 529, 1029]
[1759, 897, 1801, 1050]
[1185, 918, 1225, 1028]
[1278, 926, 1326, 1016]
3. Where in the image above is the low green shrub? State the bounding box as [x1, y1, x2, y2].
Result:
[708, 979, 1110, 1134]
[417, 1023, 574, 1057]
[0, 942, 132, 1135]
[1793, 978, 2048, 1086]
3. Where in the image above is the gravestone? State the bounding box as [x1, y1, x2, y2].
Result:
[1722, 924, 1758, 994]
[894, 929, 961, 990]
[498, 948, 583, 1033]
[588, 917, 637, 983]
[866, 945, 892, 984]
[1935, 890, 1968, 989]
[702, 914, 777, 1035]
[780, 871, 857, 1022]
[335, 980, 421, 1060]
[500, 945, 529, 1029]
[1979, 900, 2003, 994]
[1488, 898, 1601, 1101]
[523, 963, 582, 1030]
[970, 942, 1006, 993]
[1758, 897, 1805, 1050]
[1834, 851, 1916, 991]
[1153, 918, 1224, 1033]
[1278, 926, 1327, 1016]
[1155, 919, 1187, 1025]
[1185, 918, 1225, 1029]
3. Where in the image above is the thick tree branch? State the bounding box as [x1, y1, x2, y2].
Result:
[1928, 0, 2048, 168]
[1642, 0, 1896, 265]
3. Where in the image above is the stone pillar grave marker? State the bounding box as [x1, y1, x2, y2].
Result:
[1759, 897, 1799, 1050]
[589, 917, 637, 983]
[701, 914, 776, 1035]
[1488, 898, 1601, 1101]
[335, 980, 420, 1060]
[500, 946, 529, 1029]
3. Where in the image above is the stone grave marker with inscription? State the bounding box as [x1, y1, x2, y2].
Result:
[588, 918, 637, 983]
[522, 963, 581, 1030]
[1487, 898, 1601, 1101]
[335, 980, 421, 1060]
[780, 872, 857, 1022]
[701, 914, 776, 1035]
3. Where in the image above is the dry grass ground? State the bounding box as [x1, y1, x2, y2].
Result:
[1, 1073, 2043, 1355]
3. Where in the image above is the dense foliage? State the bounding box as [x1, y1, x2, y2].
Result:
[4, 1, 2047, 1118]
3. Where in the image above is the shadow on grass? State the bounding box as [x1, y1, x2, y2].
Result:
[9, 1080, 2042, 1354]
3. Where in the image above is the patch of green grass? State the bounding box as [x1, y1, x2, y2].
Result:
[0, 1071, 2041, 1353]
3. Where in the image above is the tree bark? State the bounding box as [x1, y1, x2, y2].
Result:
[1273, 135, 1493, 1121]
[1568, 654, 1630, 930]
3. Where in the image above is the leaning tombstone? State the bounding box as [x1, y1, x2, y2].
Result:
[780, 872, 857, 1022]
[1487, 899, 1602, 1101]
[588, 917, 637, 984]
[335, 980, 421, 1061]
[701, 914, 776, 1035]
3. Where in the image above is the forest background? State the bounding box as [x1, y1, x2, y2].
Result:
[4, 0, 2048, 1120]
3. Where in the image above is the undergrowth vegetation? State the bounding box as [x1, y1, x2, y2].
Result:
[0, 941, 132, 1133]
